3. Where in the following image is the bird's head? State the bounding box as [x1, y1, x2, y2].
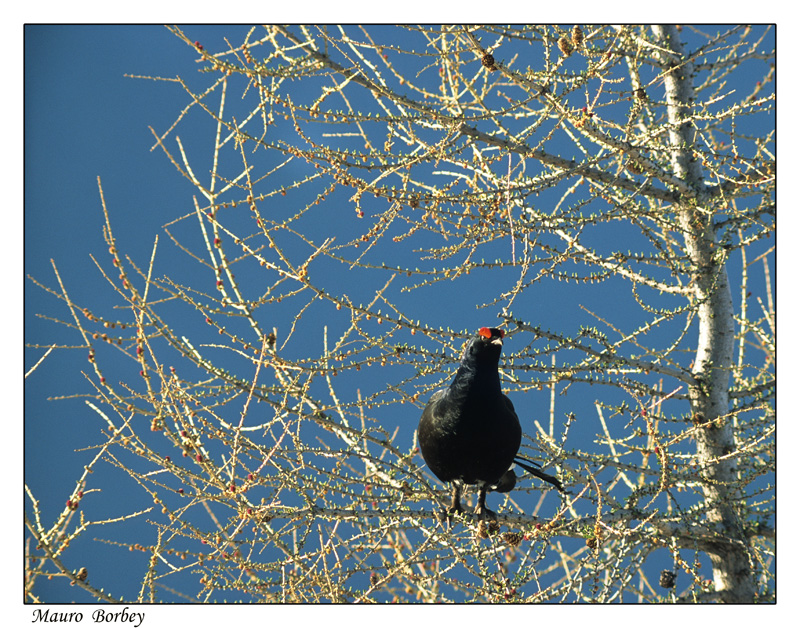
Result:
[478, 327, 504, 345]
[460, 327, 505, 365]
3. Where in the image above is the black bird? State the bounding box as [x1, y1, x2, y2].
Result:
[417, 327, 564, 519]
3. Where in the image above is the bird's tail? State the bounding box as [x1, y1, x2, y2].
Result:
[514, 455, 566, 492]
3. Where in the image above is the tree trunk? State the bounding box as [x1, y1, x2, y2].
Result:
[652, 25, 754, 603]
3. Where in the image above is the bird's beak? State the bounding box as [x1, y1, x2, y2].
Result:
[490, 337, 503, 346]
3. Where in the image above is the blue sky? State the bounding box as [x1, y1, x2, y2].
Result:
[24, 25, 776, 606]
[25, 25, 237, 604]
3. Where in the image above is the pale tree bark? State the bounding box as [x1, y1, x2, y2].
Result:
[652, 25, 753, 603]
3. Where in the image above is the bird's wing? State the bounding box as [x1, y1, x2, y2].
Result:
[502, 393, 519, 420]
[420, 388, 446, 419]
[418, 388, 447, 434]
[428, 388, 446, 404]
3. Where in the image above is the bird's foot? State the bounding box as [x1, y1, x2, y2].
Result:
[474, 504, 498, 520]
[437, 502, 463, 525]
[447, 503, 464, 515]
[447, 486, 464, 516]
[474, 486, 498, 520]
